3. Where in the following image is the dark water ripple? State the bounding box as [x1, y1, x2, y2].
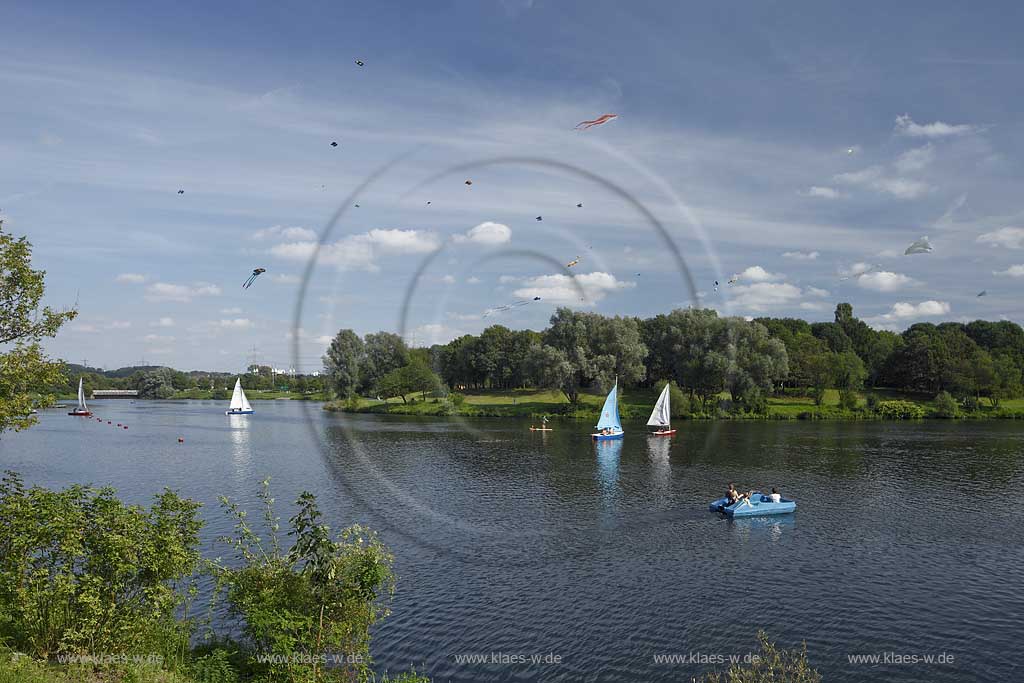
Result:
[2, 402, 1022, 681]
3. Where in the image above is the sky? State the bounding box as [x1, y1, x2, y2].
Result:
[3, 0, 1024, 372]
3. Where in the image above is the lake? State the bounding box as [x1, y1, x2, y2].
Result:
[2, 400, 1021, 682]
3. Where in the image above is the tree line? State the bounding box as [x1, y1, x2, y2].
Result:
[324, 303, 1024, 410]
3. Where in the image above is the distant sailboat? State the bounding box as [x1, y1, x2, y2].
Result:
[68, 378, 92, 416]
[592, 380, 624, 440]
[647, 383, 676, 436]
[225, 378, 254, 415]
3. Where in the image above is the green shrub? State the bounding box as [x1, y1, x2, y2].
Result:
[701, 630, 820, 682]
[448, 392, 466, 408]
[961, 395, 981, 412]
[838, 389, 858, 411]
[0, 471, 201, 660]
[211, 480, 397, 682]
[933, 391, 958, 418]
[187, 649, 240, 683]
[865, 393, 879, 411]
[875, 400, 925, 420]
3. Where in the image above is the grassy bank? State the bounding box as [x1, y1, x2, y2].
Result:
[325, 388, 1024, 421]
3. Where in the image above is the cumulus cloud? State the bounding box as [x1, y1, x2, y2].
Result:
[440, 274, 456, 284]
[143, 334, 175, 343]
[782, 250, 819, 260]
[270, 229, 439, 271]
[219, 318, 254, 329]
[116, 273, 146, 284]
[728, 282, 802, 311]
[452, 221, 512, 246]
[407, 323, 457, 346]
[151, 317, 175, 327]
[466, 276, 481, 284]
[220, 308, 242, 315]
[977, 227, 1024, 249]
[799, 302, 827, 311]
[512, 271, 634, 305]
[270, 273, 300, 284]
[253, 225, 317, 241]
[994, 265, 1024, 277]
[145, 282, 221, 302]
[857, 271, 915, 292]
[109, 321, 132, 329]
[894, 114, 978, 138]
[869, 300, 951, 325]
[803, 186, 840, 199]
[805, 286, 830, 297]
[498, 275, 520, 284]
[737, 266, 784, 282]
[834, 166, 931, 199]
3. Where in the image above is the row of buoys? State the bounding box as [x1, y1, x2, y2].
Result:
[93, 417, 128, 429]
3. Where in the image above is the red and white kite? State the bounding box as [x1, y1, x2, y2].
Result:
[575, 114, 618, 130]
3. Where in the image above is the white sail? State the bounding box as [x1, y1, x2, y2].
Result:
[229, 378, 250, 411]
[77, 378, 88, 411]
[646, 383, 671, 427]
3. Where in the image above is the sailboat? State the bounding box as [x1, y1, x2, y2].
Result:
[225, 378, 254, 415]
[68, 378, 92, 416]
[592, 380, 624, 440]
[647, 383, 676, 436]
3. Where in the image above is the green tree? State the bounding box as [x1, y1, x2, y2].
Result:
[323, 329, 364, 398]
[832, 350, 866, 410]
[805, 353, 834, 406]
[135, 368, 176, 399]
[525, 344, 577, 403]
[989, 352, 1022, 407]
[359, 332, 409, 394]
[0, 223, 77, 432]
[376, 362, 440, 403]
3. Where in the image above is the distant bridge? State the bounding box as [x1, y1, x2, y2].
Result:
[91, 390, 138, 399]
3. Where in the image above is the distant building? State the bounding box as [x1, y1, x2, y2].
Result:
[92, 389, 139, 399]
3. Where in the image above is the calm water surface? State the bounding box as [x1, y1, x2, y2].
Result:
[2, 400, 1022, 682]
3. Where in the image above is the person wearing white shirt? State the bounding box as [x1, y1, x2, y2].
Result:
[768, 487, 782, 503]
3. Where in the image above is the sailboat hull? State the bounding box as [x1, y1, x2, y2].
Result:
[225, 409, 254, 415]
[68, 410, 92, 416]
[651, 429, 676, 436]
[591, 431, 624, 440]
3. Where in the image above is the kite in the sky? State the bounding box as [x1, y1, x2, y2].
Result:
[535, 216, 543, 221]
[977, 290, 987, 297]
[464, 179, 473, 186]
[727, 275, 739, 285]
[242, 268, 266, 290]
[847, 148, 855, 155]
[330, 141, 338, 147]
[576, 203, 583, 208]
[713, 280, 719, 292]
[426, 201, 431, 205]
[355, 60, 364, 67]
[575, 113, 618, 130]
[354, 204, 360, 208]
[177, 189, 184, 194]
[483, 297, 542, 318]
[905, 236, 933, 255]
[566, 256, 581, 268]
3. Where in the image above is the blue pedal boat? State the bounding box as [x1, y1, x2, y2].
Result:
[708, 492, 796, 517]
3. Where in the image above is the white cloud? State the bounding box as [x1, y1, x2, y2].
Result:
[804, 186, 840, 199]
[253, 225, 317, 241]
[870, 300, 951, 324]
[977, 227, 1024, 249]
[452, 221, 512, 246]
[466, 276, 481, 284]
[440, 274, 456, 284]
[799, 302, 827, 311]
[151, 317, 175, 328]
[270, 273, 300, 284]
[857, 271, 915, 292]
[143, 334, 175, 343]
[737, 265, 784, 282]
[145, 282, 221, 302]
[834, 166, 931, 199]
[894, 114, 978, 138]
[728, 282, 802, 311]
[220, 308, 242, 315]
[498, 275, 520, 284]
[894, 145, 935, 173]
[71, 323, 99, 333]
[108, 321, 132, 329]
[447, 312, 482, 321]
[782, 250, 819, 260]
[219, 318, 254, 329]
[994, 265, 1024, 277]
[270, 229, 438, 271]
[115, 273, 146, 284]
[315, 335, 333, 345]
[407, 323, 457, 346]
[512, 271, 634, 305]
[805, 286, 830, 298]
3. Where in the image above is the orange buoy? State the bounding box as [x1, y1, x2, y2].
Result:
[116, 423, 121, 427]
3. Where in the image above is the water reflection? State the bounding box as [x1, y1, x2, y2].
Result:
[594, 438, 622, 517]
[227, 415, 251, 476]
[646, 434, 672, 507]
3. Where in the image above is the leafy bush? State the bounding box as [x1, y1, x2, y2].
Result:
[740, 386, 768, 416]
[701, 630, 821, 682]
[961, 395, 981, 412]
[0, 471, 201, 660]
[838, 389, 858, 411]
[933, 391, 958, 418]
[865, 393, 879, 411]
[187, 649, 240, 683]
[211, 481, 397, 682]
[448, 392, 466, 408]
[875, 400, 925, 420]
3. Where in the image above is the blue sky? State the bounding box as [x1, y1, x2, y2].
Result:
[3, 0, 1024, 372]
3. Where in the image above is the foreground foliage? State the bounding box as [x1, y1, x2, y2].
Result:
[701, 631, 821, 683]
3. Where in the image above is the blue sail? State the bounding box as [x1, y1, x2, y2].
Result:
[595, 381, 621, 431]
